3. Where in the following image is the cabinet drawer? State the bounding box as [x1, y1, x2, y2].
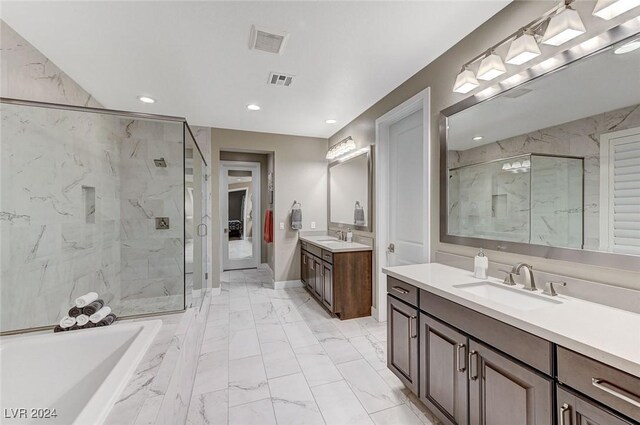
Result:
[557, 385, 634, 425]
[387, 277, 418, 307]
[557, 347, 640, 422]
[302, 243, 322, 258]
[420, 290, 553, 375]
[322, 250, 333, 263]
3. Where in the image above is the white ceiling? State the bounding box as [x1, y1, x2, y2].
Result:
[1, 1, 510, 138]
[448, 39, 640, 151]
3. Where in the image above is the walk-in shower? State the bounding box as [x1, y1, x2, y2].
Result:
[0, 98, 209, 334]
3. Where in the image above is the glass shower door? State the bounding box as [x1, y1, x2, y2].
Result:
[184, 127, 208, 310]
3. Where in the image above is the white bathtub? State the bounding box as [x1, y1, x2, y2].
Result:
[0, 320, 161, 425]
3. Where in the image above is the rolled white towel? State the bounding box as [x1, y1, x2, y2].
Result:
[59, 316, 77, 329]
[75, 292, 99, 308]
[76, 314, 90, 327]
[90, 306, 112, 324]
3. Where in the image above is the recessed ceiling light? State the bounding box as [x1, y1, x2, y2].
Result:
[247, 104, 261, 111]
[473, 136, 483, 141]
[614, 38, 640, 54]
[325, 119, 337, 124]
[138, 96, 156, 104]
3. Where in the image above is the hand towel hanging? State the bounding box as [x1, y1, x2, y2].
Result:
[354, 201, 366, 226]
[264, 209, 273, 243]
[291, 201, 302, 230]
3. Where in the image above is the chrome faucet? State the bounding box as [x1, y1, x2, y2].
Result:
[336, 230, 344, 241]
[512, 262, 537, 291]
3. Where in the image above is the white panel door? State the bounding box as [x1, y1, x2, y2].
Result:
[388, 109, 425, 266]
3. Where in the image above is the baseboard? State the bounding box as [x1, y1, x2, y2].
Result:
[210, 287, 222, 296]
[371, 305, 379, 320]
[269, 280, 304, 290]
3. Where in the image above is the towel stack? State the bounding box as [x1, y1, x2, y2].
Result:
[54, 292, 118, 333]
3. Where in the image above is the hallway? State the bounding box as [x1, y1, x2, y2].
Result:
[187, 268, 438, 425]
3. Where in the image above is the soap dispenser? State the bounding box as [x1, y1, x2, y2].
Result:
[346, 228, 353, 243]
[473, 248, 488, 279]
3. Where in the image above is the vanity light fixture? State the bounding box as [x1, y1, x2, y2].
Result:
[593, 0, 640, 20]
[614, 38, 640, 53]
[326, 136, 356, 160]
[325, 119, 337, 124]
[137, 96, 156, 104]
[453, 68, 479, 94]
[505, 32, 542, 65]
[247, 104, 261, 111]
[541, 4, 586, 46]
[477, 51, 507, 81]
[473, 136, 484, 141]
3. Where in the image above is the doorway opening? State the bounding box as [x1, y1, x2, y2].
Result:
[221, 161, 261, 270]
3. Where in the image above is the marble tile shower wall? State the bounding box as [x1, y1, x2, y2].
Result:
[449, 103, 640, 250]
[0, 104, 123, 332]
[118, 119, 185, 311]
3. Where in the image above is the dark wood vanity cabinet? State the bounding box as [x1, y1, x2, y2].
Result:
[386, 275, 640, 425]
[300, 241, 371, 320]
[419, 313, 468, 425]
[557, 386, 635, 425]
[468, 340, 552, 425]
[387, 295, 419, 393]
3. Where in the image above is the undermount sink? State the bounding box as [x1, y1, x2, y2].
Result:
[317, 239, 342, 243]
[453, 281, 562, 311]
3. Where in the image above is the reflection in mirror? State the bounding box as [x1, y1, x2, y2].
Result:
[329, 150, 370, 230]
[227, 170, 253, 260]
[445, 35, 640, 256]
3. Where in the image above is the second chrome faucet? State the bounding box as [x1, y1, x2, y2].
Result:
[512, 262, 537, 291]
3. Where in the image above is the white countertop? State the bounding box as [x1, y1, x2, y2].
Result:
[383, 263, 640, 378]
[300, 235, 373, 253]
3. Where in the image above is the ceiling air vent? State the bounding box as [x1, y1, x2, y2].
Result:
[268, 72, 294, 87]
[249, 25, 289, 55]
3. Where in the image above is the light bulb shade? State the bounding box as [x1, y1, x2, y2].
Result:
[326, 137, 356, 160]
[542, 7, 586, 46]
[593, 0, 640, 20]
[505, 33, 542, 65]
[453, 69, 479, 94]
[477, 53, 506, 81]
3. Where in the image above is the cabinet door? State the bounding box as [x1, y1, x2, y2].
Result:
[301, 252, 308, 284]
[313, 259, 323, 299]
[387, 295, 418, 393]
[557, 386, 633, 425]
[469, 340, 552, 425]
[322, 262, 333, 311]
[307, 257, 316, 292]
[420, 314, 468, 425]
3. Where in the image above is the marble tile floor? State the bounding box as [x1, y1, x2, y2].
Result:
[186, 268, 441, 425]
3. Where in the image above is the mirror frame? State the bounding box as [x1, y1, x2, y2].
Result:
[439, 22, 640, 272]
[328, 147, 373, 232]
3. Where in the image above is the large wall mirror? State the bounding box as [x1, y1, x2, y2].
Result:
[441, 27, 640, 271]
[329, 148, 372, 231]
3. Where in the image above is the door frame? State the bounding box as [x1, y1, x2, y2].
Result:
[220, 161, 261, 270]
[374, 88, 431, 322]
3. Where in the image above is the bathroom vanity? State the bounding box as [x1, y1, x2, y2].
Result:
[300, 236, 372, 319]
[384, 263, 640, 425]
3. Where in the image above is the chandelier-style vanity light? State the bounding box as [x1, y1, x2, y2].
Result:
[452, 0, 639, 93]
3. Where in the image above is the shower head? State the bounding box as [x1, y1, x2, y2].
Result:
[154, 158, 167, 168]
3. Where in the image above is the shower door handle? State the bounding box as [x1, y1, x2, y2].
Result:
[197, 224, 208, 237]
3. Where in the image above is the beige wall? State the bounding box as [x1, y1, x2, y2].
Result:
[212, 129, 328, 284]
[328, 0, 640, 291]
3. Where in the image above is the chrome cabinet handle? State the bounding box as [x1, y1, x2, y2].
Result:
[592, 378, 640, 408]
[468, 351, 479, 381]
[409, 316, 417, 339]
[559, 403, 570, 425]
[391, 286, 409, 295]
[456, 343, 467, 372]
[303, 255, 307, 265]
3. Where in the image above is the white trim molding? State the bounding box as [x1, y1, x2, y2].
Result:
[374, 87, 431, 323]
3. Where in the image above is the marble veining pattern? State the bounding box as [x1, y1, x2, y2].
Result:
[185, 269, 440, 425]
[449, 103, 640, 250]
